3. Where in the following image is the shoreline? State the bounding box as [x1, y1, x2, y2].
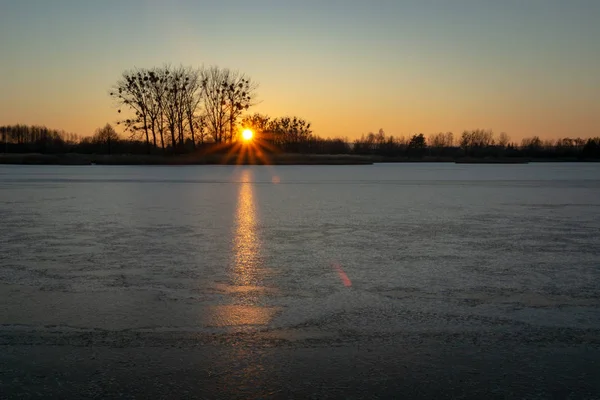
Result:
[0, 153, 597, 165]
[0, 153, 375, 166]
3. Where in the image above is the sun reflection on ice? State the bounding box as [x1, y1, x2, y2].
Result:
[232, 169, 261, 287]
[209, 168, 280, 328]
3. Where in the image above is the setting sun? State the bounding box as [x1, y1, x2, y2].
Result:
[242, 129, 254, 141]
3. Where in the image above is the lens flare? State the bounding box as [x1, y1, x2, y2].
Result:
[333, 263, 352, 287]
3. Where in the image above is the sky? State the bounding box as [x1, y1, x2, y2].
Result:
[1, 0, 599, 141]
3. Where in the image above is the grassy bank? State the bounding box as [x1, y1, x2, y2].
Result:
[1, 153, 597, 166]
[0, 153, 375, 165]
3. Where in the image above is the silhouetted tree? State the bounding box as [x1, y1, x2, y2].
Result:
[164, 66, 186, 150]
[429, 132, 454, 148]
[0, 124, 77, 153]
[270, 116, 312, 151]
[110, 68, 152, 153]
[93, 124, 119, 154]
[222, 71, 257, 142]
[1, 126, 6, 153]
[497, 132, 510, 148]
[241, 113, 270, 134]
[460, 129, 495, 156]
[181, 67, 203, 148]
[111, 65, 208, 153]
[409, 134, 426, 148]
[521, 136, 543, 156]
[145, 67, 169, 152]
[582, 137, 600, 158]
[200, 66, 257, 143]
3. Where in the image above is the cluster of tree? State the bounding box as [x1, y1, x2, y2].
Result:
[239, 113, 350, 154]
[0, 124, 79, 153]
[350, 129, 600, 159]
[0, 124, 155, 155]
[352, 130, 428, 157]
[110, 65, 257, 153]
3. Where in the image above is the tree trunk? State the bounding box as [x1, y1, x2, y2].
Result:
[158, 114, 165, 153]
[178, 120, 184, 147]
[170, 125, 176, 151]
[143, 115, 150, 154]
[189, 115, 196, 149]
[151, 119, 157, 149]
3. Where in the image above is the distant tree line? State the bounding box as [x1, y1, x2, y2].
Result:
[0, 124, 79, 153]
[2, 123, 599, 160]
[350, 129, 600, 159]
[0, 124, 147, 154]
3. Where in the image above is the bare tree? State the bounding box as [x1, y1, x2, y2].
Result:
[270, 116, 312, 150]
[241, 113, 271, 135]
[497, 132, 510, 148]
[200, 66, 228, 143]
[444, 132, 454, 147]
[200, 66, 257, 143]
[181, 67, 203, 148]
[163, 66, 185, 149]
[192, 114, 208, 145]
[145, 67, 170, 152]
[110, 68, 152, 153]
[223, 71, 257, 142]
[93, 123, 119, 154]
[429, 132, 454, 148]
[111, 65, 206, 152]
[460, 129, 495, 150]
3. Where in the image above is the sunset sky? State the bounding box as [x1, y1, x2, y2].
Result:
[1, 0, 599, 141]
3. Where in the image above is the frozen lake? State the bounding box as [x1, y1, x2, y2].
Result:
[1, 163, 599, 398]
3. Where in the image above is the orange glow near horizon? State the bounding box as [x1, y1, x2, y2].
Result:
[205, 130, 277, 165]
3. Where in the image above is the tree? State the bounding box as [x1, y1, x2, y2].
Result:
[110, 68, 152, 153]
[93, 124, 119, 154]
[181, 67, 203, 148]
[497, 132, 510, 148]
[0, 124, 77, 153]
[270, 116, 312, 150]
[1, 126, 6, 153]
[460, 129, 495, 149]
[200, 66, 228, 143]
[163, 66, 186, 150]
[191, 114, 208, 145]
[429, 132, 454, 148]
[222, 71, 257, 142]
[241, 113, 271, 141]
[582, 138, 600, 158]
[521, 136, 542, 151]
[111, 65, 206, 152]
[408, 133, 426, 150]
[460, 129, 495, 156]
[145, 67, 170, 152]
[200, 66, 257, 143]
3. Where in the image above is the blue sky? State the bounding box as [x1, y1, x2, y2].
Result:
[1, 0, 599, 140]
